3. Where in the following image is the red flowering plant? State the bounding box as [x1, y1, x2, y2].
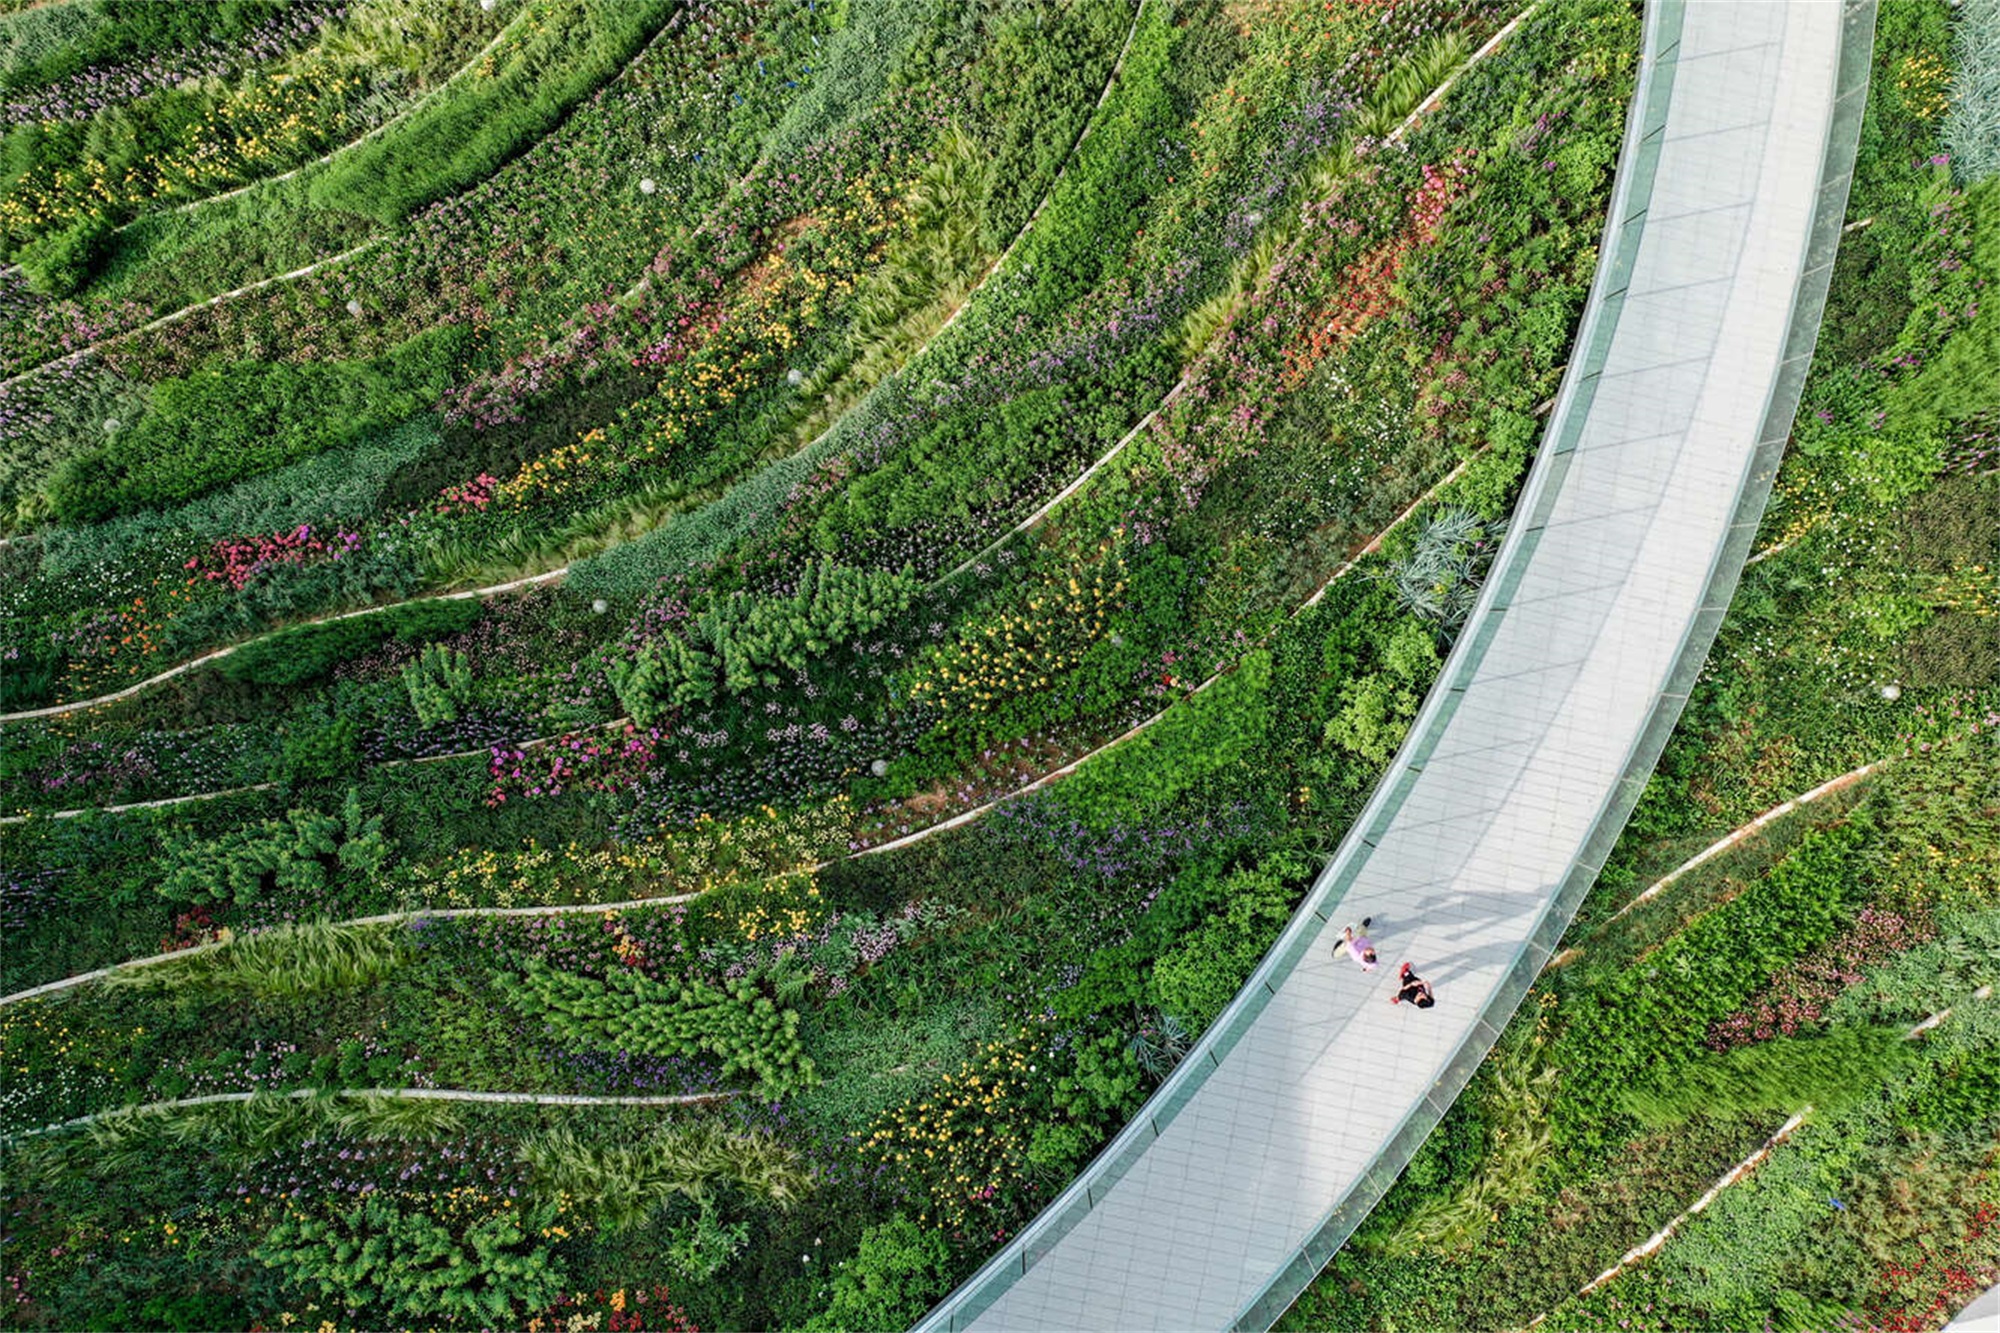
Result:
[158, 904, 227, 954]
[526, 1284, 698, 1333]
[185, 523, 365, 590]
[487, 722, 669, 807]
[1864, 1198, 1998, 1333]
[438, 473, 501, 515]
[1282, 154, 1473, 389]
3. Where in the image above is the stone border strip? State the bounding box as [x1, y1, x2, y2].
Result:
[0, 1, 646, 399]
[1525, 985, 1993, 1325]
[1533, 753, 1888, 975]
[138, 1, 532, 224]
[937, 4, 1539, 589]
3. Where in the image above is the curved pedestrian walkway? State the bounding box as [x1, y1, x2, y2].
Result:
[915, 2, 1874, 1330]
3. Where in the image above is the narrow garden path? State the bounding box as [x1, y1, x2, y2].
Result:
[0, 444, 1470, 1005]
[914, 3, 1871, 1328]
[3, 1086, 734, 1145]
[0, 2, 1146, 724]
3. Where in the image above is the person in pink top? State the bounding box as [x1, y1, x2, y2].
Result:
[1340, 918, 1378, 970]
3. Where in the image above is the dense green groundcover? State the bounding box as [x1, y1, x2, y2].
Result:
[0, 0, 1992, 1330]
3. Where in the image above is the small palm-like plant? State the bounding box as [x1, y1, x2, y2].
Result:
[1387, 508, 1509, 635]
[1128, 1011, 1193, 1079]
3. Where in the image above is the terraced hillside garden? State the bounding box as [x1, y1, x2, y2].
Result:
[0, 0, 1654, 1329]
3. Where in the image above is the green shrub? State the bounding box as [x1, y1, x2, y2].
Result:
[35, 419, 436, 584]
[0, 0, 106, 90]
[403, 644, 476, 725]
[608, 561, 918, 724]
[497, 958, 816, 1098]
[757, 0, 931, 169]
[1905, 1007, 2000, 1131]
[0, 0, 290, 94]
[970, 0, 1132, 249]
[663, 1200, 751, 1283]
[254, 1192, 565, 1329]
[14, 211, 112, 296]
[157, 789, 390, 906]
[280, 712, 363, 785]
[1322, 618, 1439, 770]
[798, 1215, 953, 1333]
[1553, 821, 1871, 1148]
[1149, 860, 1298, 1033]
[1009, 3, 1181, 316]
[1887, 178, 2000, 425]
[1054, 649, 1273, 830]
[1055, 845, 1303, 1025]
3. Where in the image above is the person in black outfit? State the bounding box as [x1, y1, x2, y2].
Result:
[1391, 962, 1435, 1008]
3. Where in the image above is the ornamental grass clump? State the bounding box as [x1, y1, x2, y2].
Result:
[76, 1090, 463, 1171]
[521, 1121, 811, 1231]
[1617, 1026, 1918, 1128]
[104, 918, 410, 1000]
[1943, 0, 2000, 181]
